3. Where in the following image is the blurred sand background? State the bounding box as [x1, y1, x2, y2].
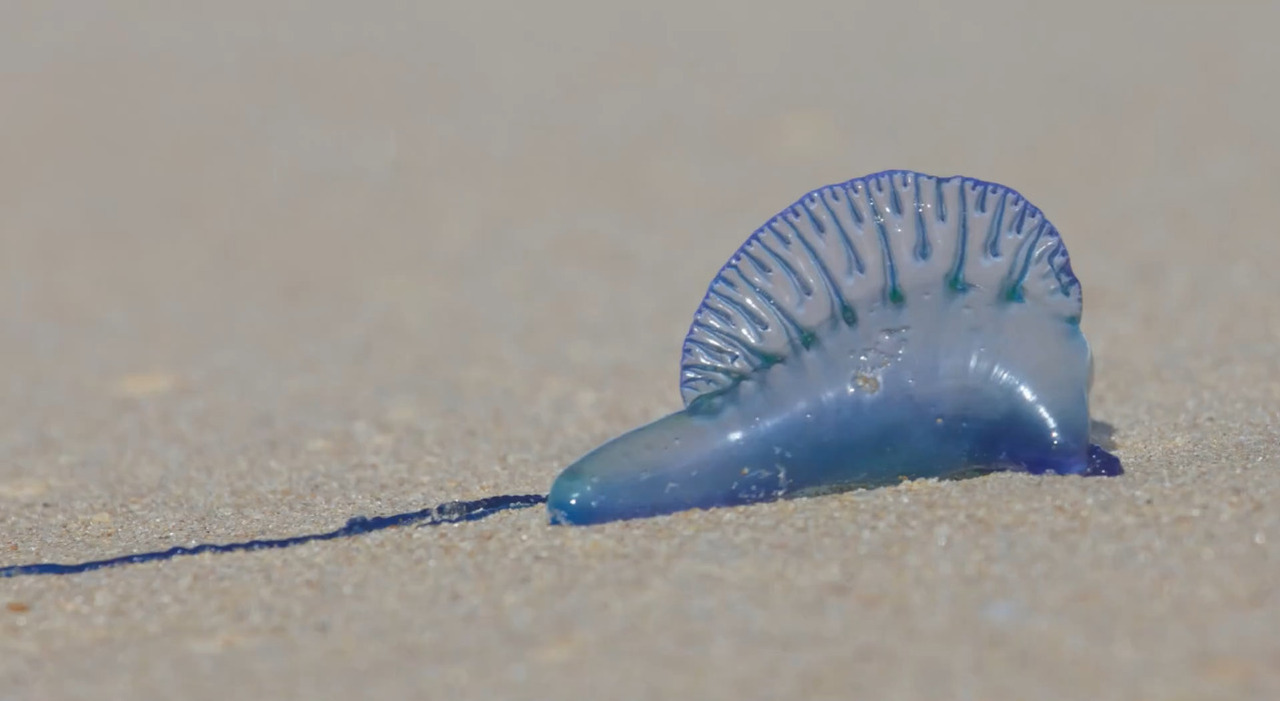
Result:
[2, 1, 1278, 699]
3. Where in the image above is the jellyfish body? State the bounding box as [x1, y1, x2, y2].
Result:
[547, 171, 1122, 525]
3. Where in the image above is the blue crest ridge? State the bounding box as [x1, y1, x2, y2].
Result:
[677, 170, 1082, 404]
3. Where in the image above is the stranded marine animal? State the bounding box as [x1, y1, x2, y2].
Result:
[547, 170, 1122, 525]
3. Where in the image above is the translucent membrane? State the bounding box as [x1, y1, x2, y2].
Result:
[548, 171, 1121, 526]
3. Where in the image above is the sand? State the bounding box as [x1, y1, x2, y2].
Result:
[2, 1, 1278, 699]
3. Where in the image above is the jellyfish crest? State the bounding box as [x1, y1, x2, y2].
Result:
[678, 170, 1083, 406]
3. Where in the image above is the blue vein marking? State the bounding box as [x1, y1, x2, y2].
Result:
[819, 189, 865, 275]
[763, 222, 813, 297]
[783, 215, 852, 327]
[888, 176, 904, 216]
[693, 318, 763, 364]
[949, 182, 970, 290]
[1044, 235, 1076, 295]
[740, 248, 773, 275]
[699, 304, 735, 327]
[708, 282, 770, 333]
[683, 336, 734, 364]
[0, 494, 548, 578]
[862, 179, 901, 303]
[986, 189, 1008, 258]
[1007, 220, 1049, 300]
[841, 183, 866, 225]
[680, 361, 748, 380]
[801, 199, 825, 234]
[730, 257, 807, 345]
[1012, 197, 1029, 236]
[934, 178, 947, 223]
[912, 175, 930, 261]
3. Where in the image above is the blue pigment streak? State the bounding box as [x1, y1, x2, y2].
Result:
[0, 493, 546, 578]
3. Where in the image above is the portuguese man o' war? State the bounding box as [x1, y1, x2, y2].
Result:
[1, 169, 1124, 578]
[547, 170, 1123, 526]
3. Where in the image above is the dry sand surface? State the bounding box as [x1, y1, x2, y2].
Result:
[2, 1, 1278, 699]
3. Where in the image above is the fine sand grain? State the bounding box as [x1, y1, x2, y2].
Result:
[2, 2, 1278, 699]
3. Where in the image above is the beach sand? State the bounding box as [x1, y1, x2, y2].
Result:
[2, 1, 1278, 699]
